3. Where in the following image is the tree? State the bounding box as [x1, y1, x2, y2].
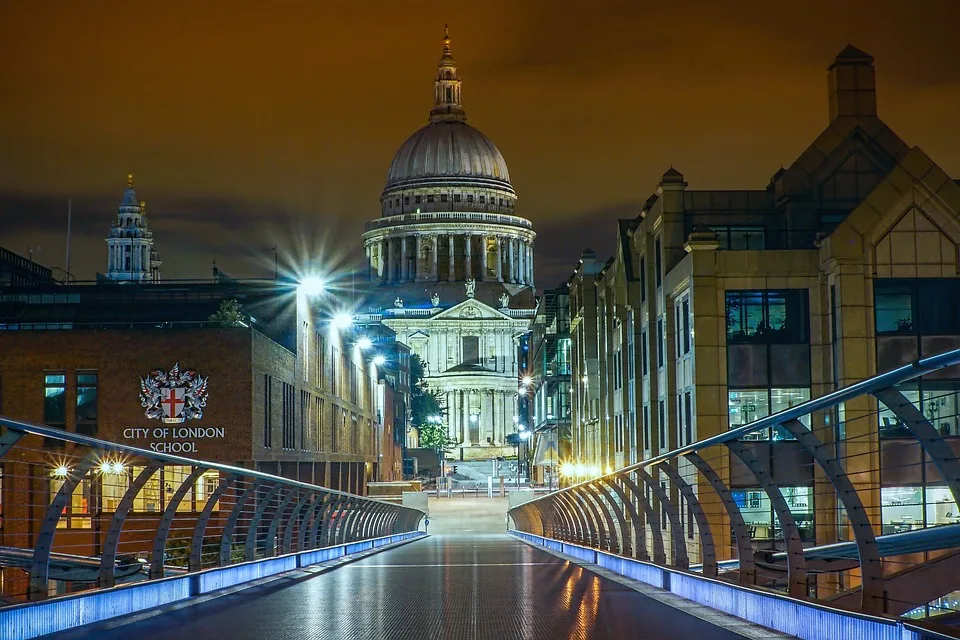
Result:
[208, 299, 247, 327]
[409, 354, 457, 455]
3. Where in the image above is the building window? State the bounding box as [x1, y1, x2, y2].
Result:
[454, 194, 461, 202]
[44, 373, 66, 429]
[733, 486, 813, 541]
[654, 238, 662, 288]
[282, 382, 295, 449]
[263, 375, 273, 448]
[300, 390, 309, 451]
[441, 194, 448, 202]
[878, 383, 960, 438]
[875, 279, 960, 335]
[656, 319, 664, 369]
[881, 486, 958, 534]
[640, 257, 646, 302]
[684, 392, 693, 445]
[643, 405, 651, 450]
[641, 330, 648, 376]
[682, 298, 690, 355]
[726, 290, 808, 343]
[479, 195, 485, 203]
[76, 372, 98, 436]
[427, 195, 435, 203]
[467, 195, 474, 203]
[658, 400, 666, 449]
[415, 195, 421, 204]
[50, 471, 92, 529]
[727, 388, 810, 440]
[403, 197, 409, 205]
[712, 226, 765, 250]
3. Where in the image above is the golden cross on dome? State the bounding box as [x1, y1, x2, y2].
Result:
[127, 173, 133, 187]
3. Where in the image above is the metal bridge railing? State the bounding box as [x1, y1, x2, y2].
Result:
[508, 349, 960, 623]
[0, 417, 424, 605]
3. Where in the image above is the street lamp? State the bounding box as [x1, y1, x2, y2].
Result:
[297, 276, 326, 297]
[331, 312, 353, 330]
[518, 429, 531, 488]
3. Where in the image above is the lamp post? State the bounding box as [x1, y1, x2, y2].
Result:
[518, 427, 530, 488]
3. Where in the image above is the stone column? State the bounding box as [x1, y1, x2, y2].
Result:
[480, 236, 488, 281]
[527, 242, 533, 286]
[386, 238, 394, 283]
[461, 390, 470, 446]
[431, 235, 439, 281]
[508, 238, 516, 283]
[379, 240, 387, 283]
[495, 237, 503, 282]
[488, 390, 496, 444]
[447, 235, 457, 282]
[400, 236, 408, 282]
[518, 241, 526, 285]
[415, 235, 423, 281]
[464, 234, 472, 280]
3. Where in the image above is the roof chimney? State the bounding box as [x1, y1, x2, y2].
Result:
[828, 44, 876, 121]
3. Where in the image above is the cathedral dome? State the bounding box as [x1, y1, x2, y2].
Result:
[385, 121, 512, 191]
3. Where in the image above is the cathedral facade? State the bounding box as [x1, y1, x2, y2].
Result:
[361, 29, 536, 459]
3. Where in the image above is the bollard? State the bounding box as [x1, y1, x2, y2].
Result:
[499, 476, 505, 498]
[487, 476, 493, 498]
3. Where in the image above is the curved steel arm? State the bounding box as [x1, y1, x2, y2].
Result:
[281, 492, 313, 554]
[775, 418, 883, 613]
[99, 462, 162, 587]
[190, 474, 235, 570]
[264, 488, 300, 557]
[874, 388, 960, 512]
[29, 452, 98, 599]
[244, 484, 283, 561]
[586, 481, 627, 555]
[601, 477, 648, 560]
[660, 462, 717, 576]
[619, 472, 666, 564]
[685, 452, 755, 585]
[726, 441, 807, 598]
[635, 467, 688, 569]
[221, 479, 262, 565]
[150, 467, 206, 578]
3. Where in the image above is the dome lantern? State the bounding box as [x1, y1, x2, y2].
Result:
[430, 25, 466, 124]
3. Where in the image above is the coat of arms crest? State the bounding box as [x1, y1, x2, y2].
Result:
[139, 362, 209, 423]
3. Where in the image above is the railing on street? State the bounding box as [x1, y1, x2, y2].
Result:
[508, 349, 960, 627]
[0, 417, 424, 605]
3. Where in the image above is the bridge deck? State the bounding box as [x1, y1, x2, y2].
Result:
[56, 534, 767, 640]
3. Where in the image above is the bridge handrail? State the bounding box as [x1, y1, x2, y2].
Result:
[520, 347, 960, 502]
[0, 416, 426, 605]
[508, 347, 960, 622]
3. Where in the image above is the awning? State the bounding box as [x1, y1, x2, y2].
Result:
[533, 430, 559, 466]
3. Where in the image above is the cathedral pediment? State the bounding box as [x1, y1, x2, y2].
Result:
[434, 298, 512, 321]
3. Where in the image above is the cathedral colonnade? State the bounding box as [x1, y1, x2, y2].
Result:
[441, 387, 515, 448]
[365, 229, 535, 287]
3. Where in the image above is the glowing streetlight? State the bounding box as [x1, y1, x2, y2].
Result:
[357, 336, 373, 350]
[52, 464, 69, 478]
[373, 354, 387, 366]
[560, 462, 575, 477]
[521, 375, 533, 387]
[297, 276, 326, 297]
[331, 312, 354, 330]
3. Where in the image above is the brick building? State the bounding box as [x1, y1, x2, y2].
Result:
[0, 278, 403, 493]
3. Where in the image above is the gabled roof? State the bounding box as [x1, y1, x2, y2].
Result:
[431, 297, 512, 321]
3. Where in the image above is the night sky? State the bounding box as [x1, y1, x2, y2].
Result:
[2, 1, 959, 287]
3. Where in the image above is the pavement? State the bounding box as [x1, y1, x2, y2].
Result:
[48, 497, 795, 639]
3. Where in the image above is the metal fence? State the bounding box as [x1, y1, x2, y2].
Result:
[0, 417, 424, 605]
[509, 349, 960, 626]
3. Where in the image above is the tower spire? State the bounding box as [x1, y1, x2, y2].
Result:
[430, 25, 466, 123]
